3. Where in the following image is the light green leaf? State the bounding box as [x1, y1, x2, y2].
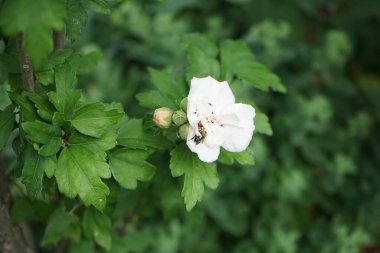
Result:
[82, 207, 112, 251]
[221, 40, 286, 92]
[117, 119, 170, 150]
[70, 102, 123, 138]
[21, 147, 57, 199]
[110, 148, 156, 189]
[0, 0, 66, 67]
[0, 104, 15, 149]
[66, 0, 88, 43]
[47, 90, 81, 118]
[42, 206, 81, 246]
[55, 144, 110, 210]
[170, 143, 219, 211]
[186, 45, 220, 81]
[35, 69, 54, 86]
[255, 112, 273, 135]
[77, 51, 103, 74]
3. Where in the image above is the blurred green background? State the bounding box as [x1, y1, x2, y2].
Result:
[4, 0, 380, 252]
[70, 0, 380, 252]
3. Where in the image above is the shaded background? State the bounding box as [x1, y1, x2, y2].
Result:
[3, 0, 380, 252]
[77, 0, 380, 252]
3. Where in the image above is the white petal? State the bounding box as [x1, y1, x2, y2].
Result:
[188, 76, 235, 108]
[219, 103, 255, 152]
[186, 126, 220, 163]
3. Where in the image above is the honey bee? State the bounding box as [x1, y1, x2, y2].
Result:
[192, 122, 207, 145]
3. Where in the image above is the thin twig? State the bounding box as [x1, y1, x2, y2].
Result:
[15, 34, 35, 92]
[53, 30, 65, 51]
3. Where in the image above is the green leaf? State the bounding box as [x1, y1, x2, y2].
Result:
[35, 69, 54, 86]
[117, 119, 170, 150]
[42, 207, 81, 246]
[47, 56, 82, 117]
[0, 0, 66, 67]
[255, 112, 273, 135]
[220, 40, 286, 92]
[70, 102, 124, 138]
[26, 92, 55, 122]
[87, 0, 111, 14]
[21, 147, 57, 199]
[218, 147, 255, 166]
[148, 68, 186, 103]
[0, 104, 15, 149]
[136, 90, 177, 110]
[182, 33, 219, 57]
[11, 198, 56, 222]
[170, 143, 219, 211]
[68, 241, 94, 253]
[22, 120, 62, 156]
[66, 0, 88, 43]
[55, 144, 110, 210]
[82, 207, 112, 251]
[8, 92, 38, 121]
[110, 148, 156, 189]
[77, 51, 103, 74]
[69, 130, 119, 152]
[186, 45, 220, 81]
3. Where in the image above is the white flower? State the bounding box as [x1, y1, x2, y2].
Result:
[186, 76, 255, 163]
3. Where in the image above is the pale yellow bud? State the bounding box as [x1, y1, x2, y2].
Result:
[153, 107, 173, 128]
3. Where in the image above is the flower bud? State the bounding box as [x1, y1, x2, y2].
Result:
[153, 107, 173, 128]
[180, 97, 188, 112]
[179, 123, 189, 140]
[172, 110, 187, 126]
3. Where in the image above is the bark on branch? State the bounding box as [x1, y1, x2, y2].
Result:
[53, 30, 65, 51]
[15, 34, 34, 92]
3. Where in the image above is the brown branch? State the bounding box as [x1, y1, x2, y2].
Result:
[15, 34, 34, 92]
[0, 153, 36, 253]
[53, 30, 65, 51]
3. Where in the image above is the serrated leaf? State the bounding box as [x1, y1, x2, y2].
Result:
[47, 49, 74, 67]
[21, 146, 57, 199]
[42, 206, 81, 246]
[66, 0, 88, 43]
[0, 104, 15, 149]
[117, 119, 170, 150]
[110, 148, 155, 189]
[87, 0, 111, 14]
[186, 45, 220, 81]
[70, 102, 124, 138]
[35, 69, 54, 86]
[220, 40, 286, 92]
[255, 112, 273, 135]
[55, 144, 110, 210]
[170, 143, 219, 211]
[0, 0, 66, 67]
[82, 207, 112, 251]
[48, 90, 81, 118]
[26, 92, 55, 122]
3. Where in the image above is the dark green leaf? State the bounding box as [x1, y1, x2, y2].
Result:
[42, 206, 81, 246]
[26, 92, 56, 122]
[255, 112, 273, 135]
[148, 68, 186, 103]
[170, 143, 219, 211]
[0, 104, 15, 149]
[66, 0, 88, 43]
[117, 119, 170, 150]
[136, 90, 177, 110]
[82, 207, 112, 251]
[182, 33, 219, 57]
[8, 92, 38, 121]
[186, 45, 220, 81]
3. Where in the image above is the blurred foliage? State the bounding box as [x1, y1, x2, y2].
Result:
[1, 0, 380, 252]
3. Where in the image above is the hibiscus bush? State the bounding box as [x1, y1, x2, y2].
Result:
[1, 0, 380, 253]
